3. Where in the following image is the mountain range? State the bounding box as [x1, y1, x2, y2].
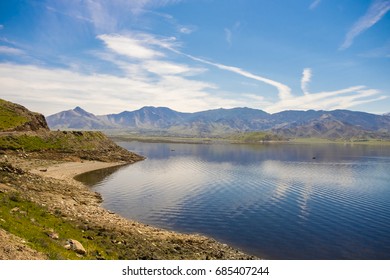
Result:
[46, 106, 390, 140]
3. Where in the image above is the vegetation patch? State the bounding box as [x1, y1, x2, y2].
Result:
[0, 191, 126, 260]
[228, 131, 286, 143]
[0, 135, 61, 151]
[0, 100, 29, 131]
[0, 131, 111, 152]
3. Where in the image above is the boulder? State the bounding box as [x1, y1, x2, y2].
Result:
[65, 239, 86, 255]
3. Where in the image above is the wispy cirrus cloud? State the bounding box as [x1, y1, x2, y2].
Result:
[309, 0, 322, 10]
[179, 26, 197, 34]
[224, 28, 232, 46]
[224, 21, 241, 47]
[340, 0, 390, 50]
[84, 0, 183, 32]
[43, 0, 183, 34]
[46, 6, 93, 23]
[0, 45, 25, 55]
[182, 54, 293, 100]
[265, 72, 386, 113]
[359, 40, 390, 57]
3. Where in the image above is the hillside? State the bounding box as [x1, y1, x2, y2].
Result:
[47, 106, 390, 140]
[0, 99, 143, 162]
[0, 99, 48, 132]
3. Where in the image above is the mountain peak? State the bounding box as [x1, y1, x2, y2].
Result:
[73, 106, 89, 115]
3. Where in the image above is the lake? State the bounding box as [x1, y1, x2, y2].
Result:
[76, 141, 390, 259]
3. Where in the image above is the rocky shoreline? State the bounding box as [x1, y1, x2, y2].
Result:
[0, 150, 256, 260]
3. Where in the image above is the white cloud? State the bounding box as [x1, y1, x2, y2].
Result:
[0, 46, 25, 55]
[224, 28, 233, 46]
[301, 68, 312, 95]
[169, 47, 383, 113]
[183, 54, 292, 100]
[0, 24, 3, 30]
[309, 0, 321, 10]
[98, 34, 164, 60]
[96, 33, 205, 78]
[340, 0, 390, 50]
[265, 85, 385, 113]
[1, 26, 384, 116]
[179, 26, 196, 34]
[143, 60, 206, 76]
[46, 6, 93, 23]
[224, 21, 241, 47]
[224, 28, 232, 46]
[84, 0, 183, 32]
[0, 63, 221, 115]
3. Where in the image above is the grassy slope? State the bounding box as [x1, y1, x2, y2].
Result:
[0, 192, 108, 260]
[0, 99, 29, 131]
[0, 131, 106, 152]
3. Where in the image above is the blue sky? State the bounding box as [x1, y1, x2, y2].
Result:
[0, 0, 389, 115]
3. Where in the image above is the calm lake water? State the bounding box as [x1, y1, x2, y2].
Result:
[77, 141, 390, 259]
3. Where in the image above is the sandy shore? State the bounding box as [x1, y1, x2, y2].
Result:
[30, 160, 127, 182]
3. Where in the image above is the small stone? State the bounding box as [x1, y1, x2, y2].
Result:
[66, 239, 86, 255]
[10, 207, 20, 213]
[47, 232, 59, 240]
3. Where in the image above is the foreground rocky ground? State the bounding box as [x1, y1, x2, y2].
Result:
[0, 150, 256, 260]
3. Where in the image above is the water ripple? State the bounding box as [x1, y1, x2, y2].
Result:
[81, 142, 390, 259]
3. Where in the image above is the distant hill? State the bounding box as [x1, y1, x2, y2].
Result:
[46, 106, 110, 130]
[46, 106, 390, 140]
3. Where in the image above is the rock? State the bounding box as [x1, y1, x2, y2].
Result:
[47, 232, 59, 240]
[19, 210, 27, 216]
[66, 239, 86, 255]
[10, 207, 20, 213]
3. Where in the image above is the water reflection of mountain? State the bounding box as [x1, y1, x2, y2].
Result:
[116, 141, 390, 166]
